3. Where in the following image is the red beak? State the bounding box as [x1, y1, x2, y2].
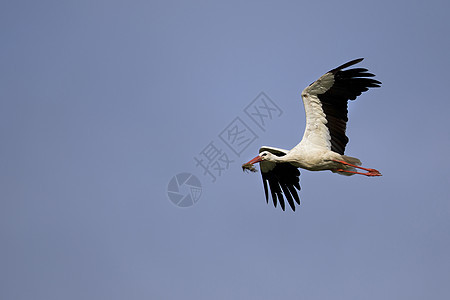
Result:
[246, 155, 262, 165]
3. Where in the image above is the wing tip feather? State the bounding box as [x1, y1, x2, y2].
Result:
[330, 58, 364, 73]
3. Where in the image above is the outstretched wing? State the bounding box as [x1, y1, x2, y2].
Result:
[259, 147, 301, 211]
[299, 58, 381, 154]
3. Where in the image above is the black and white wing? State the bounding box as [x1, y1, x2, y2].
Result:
[299, 58, 381, 154]
[259, 147, 301, 211]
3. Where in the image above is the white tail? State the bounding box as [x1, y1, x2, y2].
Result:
[333, 155, 362, 176]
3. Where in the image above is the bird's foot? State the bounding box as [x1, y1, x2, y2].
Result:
[366, 169, 382, 176]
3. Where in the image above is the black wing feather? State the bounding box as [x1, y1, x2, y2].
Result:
[261, 154, 301, 211]
[280, 183, 296, 211]
[263, 179, 269, 204]
[318, 59, 381, 154]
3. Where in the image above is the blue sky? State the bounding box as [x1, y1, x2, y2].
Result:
[1, 0, 450, 299]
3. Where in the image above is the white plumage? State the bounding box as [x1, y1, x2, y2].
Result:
[242, 58, 381, 211]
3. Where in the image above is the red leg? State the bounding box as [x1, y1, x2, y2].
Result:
[335, 169, 382, 176]
[332, 160, 382, 176]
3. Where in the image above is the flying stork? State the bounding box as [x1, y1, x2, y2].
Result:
[242, 58, 382, 211]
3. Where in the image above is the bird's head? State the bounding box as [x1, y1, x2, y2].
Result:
[241, 151, 276, 172]
[258, 151, 277, 161]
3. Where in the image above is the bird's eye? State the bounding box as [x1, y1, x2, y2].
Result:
[261, 153, 267, 157]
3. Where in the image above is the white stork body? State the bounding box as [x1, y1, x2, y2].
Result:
[242, 58, 381, 211]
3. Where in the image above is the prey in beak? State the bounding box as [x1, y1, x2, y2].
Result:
[241, 156, 262, 172]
